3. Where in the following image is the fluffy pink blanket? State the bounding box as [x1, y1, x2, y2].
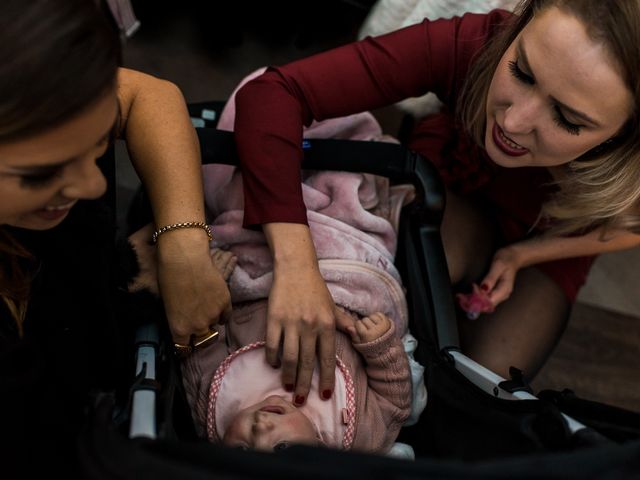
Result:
[203, 68, 414, 335]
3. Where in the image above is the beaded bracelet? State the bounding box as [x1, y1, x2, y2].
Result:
[151, 221, 213, 244]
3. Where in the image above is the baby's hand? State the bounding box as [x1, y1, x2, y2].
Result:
[335, 309, 391, 343]
[354, 312, 391, 343]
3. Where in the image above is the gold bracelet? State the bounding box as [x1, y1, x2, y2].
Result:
[152, 221, 213, 244]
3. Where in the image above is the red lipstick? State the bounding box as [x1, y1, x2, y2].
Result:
[492, 123, 528, 157]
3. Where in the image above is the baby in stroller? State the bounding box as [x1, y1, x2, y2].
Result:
[220, 311, 405, 452]
[179, 71, 426, 454]
[183, 251, 411, 452]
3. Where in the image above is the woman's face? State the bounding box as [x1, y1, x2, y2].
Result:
[485, 6, 634, 168]
[0, 90, 118, 230]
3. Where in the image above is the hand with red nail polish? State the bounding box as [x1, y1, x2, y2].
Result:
[474, 245, 524, 311]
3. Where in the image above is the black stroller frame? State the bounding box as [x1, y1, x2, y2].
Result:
[82, 103, 640, 479]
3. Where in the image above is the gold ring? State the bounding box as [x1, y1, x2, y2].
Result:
[173, 342, 193, 358]
[192, 328, 219, 352]
[173, 326, 219, 357]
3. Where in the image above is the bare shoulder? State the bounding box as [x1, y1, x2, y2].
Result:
[115, 67, 181, 133]
[116, 67, 159, 108]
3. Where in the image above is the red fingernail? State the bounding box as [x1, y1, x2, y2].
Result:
[285, 384, 294, 392]
[294, 395, 305, 406]
[481, 283, 489, 291]
[321, 389, 332, 400]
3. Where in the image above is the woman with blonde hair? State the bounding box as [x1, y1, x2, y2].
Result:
[231, 0, 640, 400]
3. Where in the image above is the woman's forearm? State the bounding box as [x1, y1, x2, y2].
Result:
[262, 223, 319, 272]
[117, 67, 205, 227]
[116, 68, 231, 344]
[511, 227, 640, 268]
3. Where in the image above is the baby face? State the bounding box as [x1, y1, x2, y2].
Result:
[223, 395, 319, 452]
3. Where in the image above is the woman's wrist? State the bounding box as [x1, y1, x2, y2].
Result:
[152, 221, 211, 244]
[500, 242, 531, 269]
[263, 223, 319, 271]
[155, 226, 212, 259]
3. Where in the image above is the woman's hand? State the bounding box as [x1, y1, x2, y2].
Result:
[267, 263, 337, 406]
[128, 224, 233, 344]
[156, 230, 232, 345]
[480, 245, 524, 308]
[262, 223, 337, 406]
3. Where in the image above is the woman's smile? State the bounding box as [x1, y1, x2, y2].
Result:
[492, 122, 528, 156]
[33, 200, 77, 222]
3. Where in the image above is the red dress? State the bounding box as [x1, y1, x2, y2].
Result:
[233, 10, 594, 302]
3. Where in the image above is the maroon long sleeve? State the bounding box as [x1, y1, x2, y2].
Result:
[233, 10, 512, 227]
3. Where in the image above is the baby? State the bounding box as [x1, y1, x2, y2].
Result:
[182, 250, 412, 453]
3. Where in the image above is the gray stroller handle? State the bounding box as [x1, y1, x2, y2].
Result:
[129, 323, 159, 439]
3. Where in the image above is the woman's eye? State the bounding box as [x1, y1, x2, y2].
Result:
[508, 59, 534, 85]
[273, 442, 291, 452]
[552, 106, 582, 136]
[508, 59, 582, 136]
[20, 171, 58, 188]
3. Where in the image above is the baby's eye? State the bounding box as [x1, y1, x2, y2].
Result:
[273, 442, 291, 452]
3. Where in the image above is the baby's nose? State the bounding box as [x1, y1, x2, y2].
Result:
[253, 412, 274, 433]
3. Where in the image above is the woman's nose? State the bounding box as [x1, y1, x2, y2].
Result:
[60, 156, 107, 200]
[502, 96, 542, 135]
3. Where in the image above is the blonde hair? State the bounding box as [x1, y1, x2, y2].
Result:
[459, 0, 640, 236]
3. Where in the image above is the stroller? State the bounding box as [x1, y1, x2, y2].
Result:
[78, 102, 640, 479]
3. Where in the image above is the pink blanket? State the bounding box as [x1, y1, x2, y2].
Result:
[203, 69, 414, 334]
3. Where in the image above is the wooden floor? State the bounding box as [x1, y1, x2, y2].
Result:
[532, 302, 640, 413]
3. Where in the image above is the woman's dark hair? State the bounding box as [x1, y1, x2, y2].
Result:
[0, 0, 121, 332]
[0, 0, 121, 141]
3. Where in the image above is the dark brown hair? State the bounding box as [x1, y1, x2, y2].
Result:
[0, 0, 121, 332]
